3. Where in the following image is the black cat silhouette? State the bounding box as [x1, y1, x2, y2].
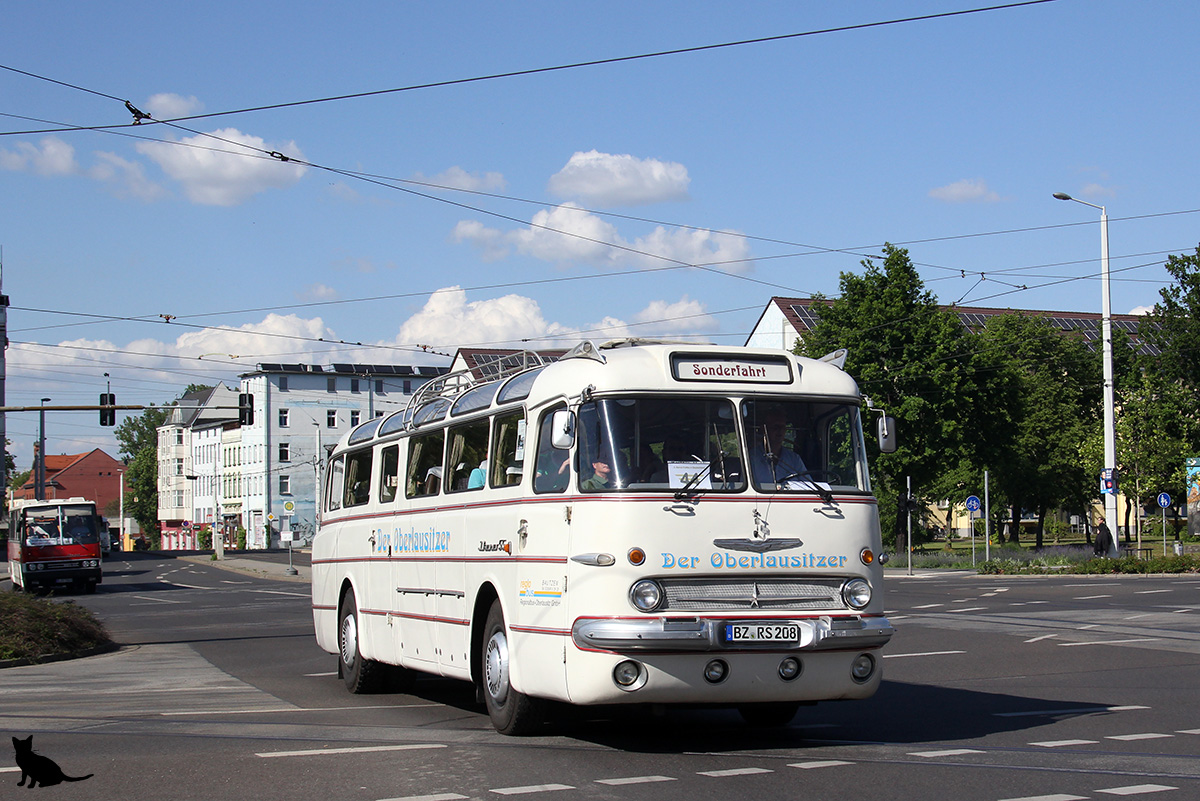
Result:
[12, 735, 93, 788]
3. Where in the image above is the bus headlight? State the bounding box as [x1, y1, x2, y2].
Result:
[629, 579, 663, 612]
[841, 578, 872, 609]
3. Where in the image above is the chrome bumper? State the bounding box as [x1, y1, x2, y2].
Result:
[572, 615, 894, 653]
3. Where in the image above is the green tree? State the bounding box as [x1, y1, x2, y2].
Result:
[974, 313, 1100, 547]
[115, 404, 168, 547]
[1142, 245, 1200, 395]
[798, 245, 982, 548]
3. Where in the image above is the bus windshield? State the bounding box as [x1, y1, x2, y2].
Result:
[743, 399, 868, 493]
[577, 397, 743, 492]
[23, 506, 100, 546]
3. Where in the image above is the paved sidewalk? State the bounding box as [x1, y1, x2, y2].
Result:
[179, 551, 311, 583]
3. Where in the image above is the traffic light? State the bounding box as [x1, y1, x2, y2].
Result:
[238, 392, 255, 425]
[99, 392, 116, 426]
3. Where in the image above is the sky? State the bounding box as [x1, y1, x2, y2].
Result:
[2, 0, 1198, 471]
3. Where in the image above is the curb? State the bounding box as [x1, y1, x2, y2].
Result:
[0, 641, 121, 670]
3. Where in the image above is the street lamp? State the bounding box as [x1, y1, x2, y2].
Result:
[1054, 192, 1118, 556]
[36, 397, 50, 500]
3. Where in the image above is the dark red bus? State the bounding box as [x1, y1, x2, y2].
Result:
[8, 498, 103, 593]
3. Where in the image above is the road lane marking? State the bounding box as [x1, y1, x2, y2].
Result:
[995, 705, 1148, 718]
[912, 603, 944, 609]
[883, 650, 965, 659]
[1135, 589, 1172, 595]
[946, 607, 988, 613]
[1075, 594, 1113, 600]
[1106, 733, 1173, 741]
[131, 595, 185, 604]
[170, 702, 441, 716]
[380, 795, 468, 801]
[788, 761, 853, 769]
[258, 744, 446, 758]
[907, 749, 983, 758]
[1095, 785, 1178, 795]
[1025, 634, 1058, 643]
[998, 795, 1087, 801]
[491, 784, 574, 795]
[1177, 729, 1200, 734]
[698, 768, 773, 777]
[1029, 739, 1098, 747]
[1058, 638, 1160, 647]
[595, 776, 675, 785]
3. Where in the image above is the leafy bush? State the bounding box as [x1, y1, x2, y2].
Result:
[0, 593, 112, 662]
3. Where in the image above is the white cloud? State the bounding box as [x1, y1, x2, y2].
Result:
[412, 166, 506, 192]
[928, 178, 1002, 203]
[0, 136, 78, 176]
[297, 283, 340, 302]
[455, 203, 752, 272]
[144, 93, 205, 119]
[136, 128, 308, 206]
[548, 150, 690, 207]
[1128, 305, 1154, 316]
[390, 287, 717, 350]
[89, 151, 166, 200]
[1079, 182, 1116, 200]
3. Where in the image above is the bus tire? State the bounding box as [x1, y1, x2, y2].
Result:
[339, 592, 384, 693]
[481, 599, 544, 736]
[738, 701, 800, 727]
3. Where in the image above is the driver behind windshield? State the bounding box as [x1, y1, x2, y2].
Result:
[748, 405, 808, 487]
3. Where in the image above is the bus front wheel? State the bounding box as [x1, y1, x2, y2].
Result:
[481, 600, 545, 735]
[339, 591, 384, 693]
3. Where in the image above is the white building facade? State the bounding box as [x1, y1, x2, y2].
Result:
[236, 362, 447, 549]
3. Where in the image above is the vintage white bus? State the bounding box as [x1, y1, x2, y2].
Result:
[311, 340, 896, 734]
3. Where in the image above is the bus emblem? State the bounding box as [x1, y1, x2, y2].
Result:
[712, 537, 803, 553]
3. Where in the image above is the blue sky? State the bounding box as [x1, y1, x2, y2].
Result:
[2, 0, 1197, 469]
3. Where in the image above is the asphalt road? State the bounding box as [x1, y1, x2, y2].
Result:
[3, 553, 1200, 801]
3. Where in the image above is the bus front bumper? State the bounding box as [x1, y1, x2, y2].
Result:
[571, 614, 894, 653]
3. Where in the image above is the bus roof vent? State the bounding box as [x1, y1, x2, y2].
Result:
[818, 348, 848, 370]
[561, 340, 606, 364]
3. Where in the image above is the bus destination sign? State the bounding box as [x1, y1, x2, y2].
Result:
[672, 355, 793, 384]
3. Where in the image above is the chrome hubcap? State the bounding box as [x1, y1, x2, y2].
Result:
[484, 630, 509, 705]
[340, 613, 358, 667]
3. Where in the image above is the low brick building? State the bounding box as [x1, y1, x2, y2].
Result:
[15, 448, 127, 515]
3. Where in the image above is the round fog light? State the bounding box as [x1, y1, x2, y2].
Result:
[703, 659, 729, 684]
[851, 653, 876, 683]
[613, 660, 643, 688]
[778, 657, 802, 682]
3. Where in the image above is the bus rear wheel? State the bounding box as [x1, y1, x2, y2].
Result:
[481, 599, 545, 735]
[339, 591, 384, 693]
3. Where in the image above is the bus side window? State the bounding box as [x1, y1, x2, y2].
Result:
[490, 411, 526, 487]
[533, 406, 569, 494]
[343, 449, 374, 508]
[448, 420, 489, 492]
[406, 431, 445, 498]
[327, 456, 345, 511]
[379, 445, 399, 503]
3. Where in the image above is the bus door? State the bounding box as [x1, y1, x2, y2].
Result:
[397, 430, 444, 667]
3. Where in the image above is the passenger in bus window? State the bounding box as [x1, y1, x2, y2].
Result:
[467, 454, 487, 489]
[424, 465, 442, 496]
[581, 446, 620, 490]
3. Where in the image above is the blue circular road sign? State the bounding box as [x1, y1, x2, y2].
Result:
[965, 495, 982, 512]
[1157, 492, 1172, 509]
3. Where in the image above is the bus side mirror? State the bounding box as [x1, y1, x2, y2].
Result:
[877, 415, 897, 453]
[551, 410, 576, 449]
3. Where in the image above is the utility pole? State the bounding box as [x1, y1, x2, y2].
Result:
[0, 251, 7, 504]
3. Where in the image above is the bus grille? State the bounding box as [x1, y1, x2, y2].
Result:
[659, 578, 845, 611]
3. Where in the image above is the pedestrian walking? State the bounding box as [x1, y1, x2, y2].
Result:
[1094, 515, 1113, 557]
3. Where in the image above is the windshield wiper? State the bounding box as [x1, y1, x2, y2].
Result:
[775, 470, 836, 505]
[673, 458, 713, 502]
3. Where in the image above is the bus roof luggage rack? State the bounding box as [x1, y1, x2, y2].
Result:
[404, 350, 546, 430]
